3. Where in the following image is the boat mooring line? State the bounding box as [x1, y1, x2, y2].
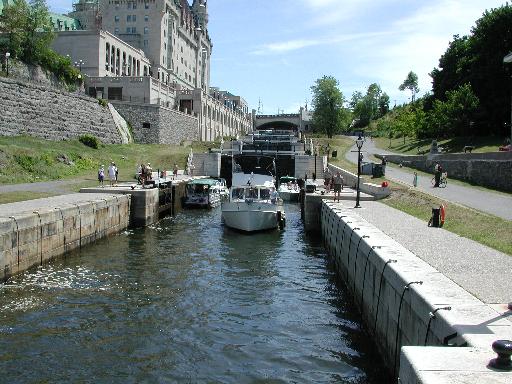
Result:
[345, 228, 360, 281]
[353, 235, 370, 294]
[359, 246, 381, 317]
[424, 306, 452, 346]
[393, 281, 423, 377]
[373, 259, 398, 336]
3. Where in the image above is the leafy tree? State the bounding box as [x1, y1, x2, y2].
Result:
[378, 92, 390, 116]
[0, 0, 30, 58]
[431, 4, 512, 135]
[24, 0, 54, 63]
[399, 71, 419, 102]
[310, 76, 349, 138]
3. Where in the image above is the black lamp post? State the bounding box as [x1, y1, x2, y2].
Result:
[355, 135, 364, 208]
[5, 52, 10, 76]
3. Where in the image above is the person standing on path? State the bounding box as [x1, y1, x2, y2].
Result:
[381, 156, 387, 175]
[413, 172, 418, 187]
[173, 163, 178, 180]
[98, 165, 105, 187]
[108, 162, 117, 187]
[434, 163, 442, 187]
[333, 171, 344, 201]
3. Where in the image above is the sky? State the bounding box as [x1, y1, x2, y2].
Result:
[48, 0, 509, 114]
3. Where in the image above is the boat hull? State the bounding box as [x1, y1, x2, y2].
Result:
[278, 190, 300, 202]
[221, 202, 280, 232]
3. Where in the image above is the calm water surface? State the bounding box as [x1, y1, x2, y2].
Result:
[0, 204, 389, 383]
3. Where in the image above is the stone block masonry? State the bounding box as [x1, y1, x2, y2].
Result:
[111, 102, 199, 144]
[0, 193, 130, 281]
[0, 77, 123, 143]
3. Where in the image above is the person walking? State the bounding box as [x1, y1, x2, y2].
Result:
[98, 165, 105, 187]
[324, 168, 332, 193]
[173, 163, 179, 180]
[413, 172, 418, 187]
[381, 156, 387, 175]
[333, 171, 344, 202]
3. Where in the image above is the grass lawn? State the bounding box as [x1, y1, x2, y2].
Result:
[0, 135, 212, 185]
[374, 136, 505, 154]
[0, 191, 55, 204]
[383, 183, 512, 256]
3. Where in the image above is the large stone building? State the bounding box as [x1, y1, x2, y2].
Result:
[50, 0, 252, 143]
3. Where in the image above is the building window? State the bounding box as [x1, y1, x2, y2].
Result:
[144, 15, 148, 22]
[114, 27, 119, 34]
[144, 27, 149, 34]
[131, 27, 136, 33]
[133, 2, 137, 9]
[126, 27, 131, 33]
[144, 2, 149, 9]
[143, 122, 150, 128]
[144, 40, 148, 47]
[133, 15, 136, 22]
[115, 15, 119, 22]
[127, 15, 131, 22]
[127, 2, 131, 9]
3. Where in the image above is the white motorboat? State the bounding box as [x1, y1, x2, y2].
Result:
[277, 176, 300, 202]
[184, 178, 222, 208]
[222, 172, 285, 232]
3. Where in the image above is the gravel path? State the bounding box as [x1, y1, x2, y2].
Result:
[340, 200, 512, 304]
[345, 137, 512, 221]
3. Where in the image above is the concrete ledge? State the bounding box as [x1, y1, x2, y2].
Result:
[400, 346, 511, 384]
[328, 163, 391, 198]
[0, 193, 131, 281]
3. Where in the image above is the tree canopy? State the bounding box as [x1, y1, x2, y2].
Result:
[399, 71, 419, 102]
[310, 76, 351, 138]
[430, 4, 512, 135]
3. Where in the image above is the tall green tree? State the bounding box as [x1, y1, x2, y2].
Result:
[399, 71, 419, 102]
[311, 76, 349, 138]
[24, 0, 54, 62]
[0, 0, 30, 58]
[431, 4, 512, 135]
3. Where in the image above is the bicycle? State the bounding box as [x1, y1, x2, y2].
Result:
[431, 172, 448, 188]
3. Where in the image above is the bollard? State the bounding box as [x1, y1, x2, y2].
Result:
[488, 340, 512, 371]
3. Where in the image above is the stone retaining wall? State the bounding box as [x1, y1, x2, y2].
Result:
[320, 201, 512, 381]
[112, 102, 199, 144]
[377, 152, 512, 192]
[0, 194, 130, 281]
[0, 77, 122, 143]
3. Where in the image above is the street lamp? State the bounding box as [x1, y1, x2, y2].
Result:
[5, 52, 10, 76]
[74, 59, 84, 72]
[355, 134, 364, 208]
[503, 52, 512, 141]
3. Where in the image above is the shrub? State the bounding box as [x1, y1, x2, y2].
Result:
[98, 99, 108, 107]
[79, 134, 100, 149]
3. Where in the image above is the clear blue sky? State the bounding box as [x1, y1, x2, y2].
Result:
[49, 0, 507, 114]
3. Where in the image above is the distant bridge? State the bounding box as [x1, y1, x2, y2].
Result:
[254, 110, 312, 132]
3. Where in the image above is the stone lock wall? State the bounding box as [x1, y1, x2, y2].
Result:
[111, 102, 199, 144]
[320, 201, 512, 379]
[0, 194, 130, 281]
[0, 77, 123, 144]
[377, 152, 512, 192]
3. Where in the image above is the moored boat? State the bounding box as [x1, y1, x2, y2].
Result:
[222, 171, 285, 232]
[184, 178, 222, 208]
[277, 176, 300, 202]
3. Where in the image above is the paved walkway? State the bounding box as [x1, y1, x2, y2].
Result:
[338, 200, 512, 305]
[344, 137, 512, 221]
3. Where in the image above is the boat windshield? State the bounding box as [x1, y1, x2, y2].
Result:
[232, 188, 245, 199]
[260, 189, 271, 200]
[247, 188, 258, 199]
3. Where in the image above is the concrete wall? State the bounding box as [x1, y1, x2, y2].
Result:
[327, 163, 391, 199]
[320, 201, 512, 381]
[294, 154, 327, 179]
[377, 152, 512, 192]
[192, 153, 221, 177]
[112, 101, 198, 144]
[0, 194, 130, 281]
[0, 77, 123, 143]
